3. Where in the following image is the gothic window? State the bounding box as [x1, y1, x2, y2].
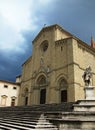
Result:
[41, 40, 48, 52]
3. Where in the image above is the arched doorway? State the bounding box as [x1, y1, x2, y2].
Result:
[37, 75, 47, 104]
[24, 88, 28, 106]
[59, 78, 68, 102]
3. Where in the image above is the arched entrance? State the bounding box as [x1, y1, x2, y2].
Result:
[24, 88, 28, 106]
[37, 75, 47, 104]
[59, 78, 68, 102]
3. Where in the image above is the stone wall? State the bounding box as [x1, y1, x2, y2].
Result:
[18, 24, 95, 106]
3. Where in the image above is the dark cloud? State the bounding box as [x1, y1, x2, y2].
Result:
[0, 0, 95, 82]
[42, 0, 95, 43]
[0, 42, 31, 82]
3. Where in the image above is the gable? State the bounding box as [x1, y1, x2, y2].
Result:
[32, 24, 72, 44]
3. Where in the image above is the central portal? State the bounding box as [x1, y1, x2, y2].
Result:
[40, 88, 46, 104]
[36, 75, 47, 104]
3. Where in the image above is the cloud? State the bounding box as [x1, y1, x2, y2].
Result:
[0, 14, 25, 53]
[0, 0, 32, 31]
[44, 0, 95, 43]
[0, 0, 56, 81]
[0, 0, 56, 54]
[0, 0, 95, 81]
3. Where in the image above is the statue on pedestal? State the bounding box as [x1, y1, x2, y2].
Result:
[82, 66, 92, 86]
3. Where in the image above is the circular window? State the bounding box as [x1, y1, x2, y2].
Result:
[41, 40, 48, 52]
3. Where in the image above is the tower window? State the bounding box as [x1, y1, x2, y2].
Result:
[41, 40, 48, 52]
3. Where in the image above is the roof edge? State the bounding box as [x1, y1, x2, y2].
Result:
[0, 80, 20, 85]
[22, 56, 32, 66]
[32, 24, 73, 43]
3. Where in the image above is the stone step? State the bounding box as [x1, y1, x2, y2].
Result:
[0, 114, 58, 130]
[0, 103, 74, 130]
[0, 116, 39, 123]
[0, 102, 74, 114]
[0, 119, 36, 128]
[0, 121, 57, 130]
[0, 117, 51, 125]
[0, 122, 35, 130]
[0, 114, 48, 122]
[0, 125, 21, 130]
[0, 118, 37, 126]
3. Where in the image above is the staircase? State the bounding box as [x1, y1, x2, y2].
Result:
[0, 103, 74, 129]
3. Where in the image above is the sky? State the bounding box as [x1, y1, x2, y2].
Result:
[0, 0, 95, 82]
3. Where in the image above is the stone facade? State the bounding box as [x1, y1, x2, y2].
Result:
[18, 24, 95, 106]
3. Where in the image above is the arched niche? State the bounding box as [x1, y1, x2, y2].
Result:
[36, 75, 47, 104]
[58, 78, 68, 103]
[23, 88, 29, 106]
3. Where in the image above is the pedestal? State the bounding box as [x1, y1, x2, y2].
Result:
[84, 86, 95, 100]
[73, 86, 95, 111]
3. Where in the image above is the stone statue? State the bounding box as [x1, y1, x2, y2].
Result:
[40, 56, 44, 66]
[82, 66, 92, 86]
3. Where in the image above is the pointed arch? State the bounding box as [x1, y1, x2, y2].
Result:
[36, 74, 47, 104]
[37, 75, 47, 86]
[23, 87, 29, 106]
[56, 75, 68, 103]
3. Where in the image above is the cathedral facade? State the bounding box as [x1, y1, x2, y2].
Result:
[18, 24, 95, 106]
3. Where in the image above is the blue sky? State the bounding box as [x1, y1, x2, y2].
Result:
[0, 0, 95, 82]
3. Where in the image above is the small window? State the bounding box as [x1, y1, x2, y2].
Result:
[43, 42, 48, 52]
[41, 40, 48, 52]
[61, 46, 63, 51]
[13, 87, 17, 90]
[4, 85, 8, 88]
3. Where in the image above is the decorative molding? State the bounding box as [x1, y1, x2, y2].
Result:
[33, 84, 48, 90]
[21, 62, 95, 83]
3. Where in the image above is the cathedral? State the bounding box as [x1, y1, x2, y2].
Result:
[18, 24, 95, 106]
